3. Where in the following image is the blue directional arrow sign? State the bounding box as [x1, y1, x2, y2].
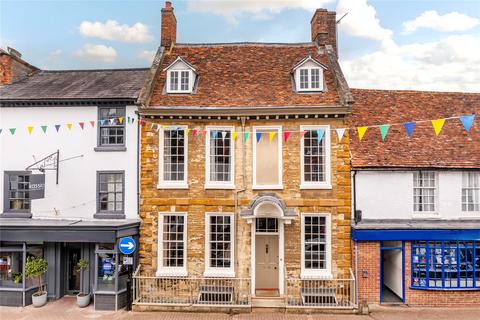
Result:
[118, 237, 136, 255]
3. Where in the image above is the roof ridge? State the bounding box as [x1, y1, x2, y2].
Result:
[40, 68, 149, 73]
[351, 87, 480, 95]
[175, 42, 316, 47]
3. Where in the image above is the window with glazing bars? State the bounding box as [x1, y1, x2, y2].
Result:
[413, 171, 436, 212]
[303, 130, 325, 182]
[163, 129, 185, 181]
[99, 107, 125, 146]
[412, 240, 480, 289]
[299, 69, 309, 89]
[98, 172, 123, 212]
[162, 215, 185, 267]
[256, 218, 278, 233]
[7, 174, 30, 211]
[169, 71, 179, 91]
[209, 215, 232, 268]
[311, 68, 320, 89]
[180, 71, 189, 91]
[462, 172, 480, 212]
[209, 130, 232, 182]
[304, 216, 327, 270]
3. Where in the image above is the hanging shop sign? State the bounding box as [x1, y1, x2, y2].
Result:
[30, 174, 46, 199]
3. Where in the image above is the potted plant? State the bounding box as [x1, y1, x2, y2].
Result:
[75, 258, 90, 307]
[13, 273, 22, 284]
[25, 256, 48, 307]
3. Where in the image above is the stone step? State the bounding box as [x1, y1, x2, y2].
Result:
[251, 297, 286, 308]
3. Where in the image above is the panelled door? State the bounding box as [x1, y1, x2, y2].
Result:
[255, 235, 279, 290]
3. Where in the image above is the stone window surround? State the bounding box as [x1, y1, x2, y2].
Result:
[203, 212, 235, 278]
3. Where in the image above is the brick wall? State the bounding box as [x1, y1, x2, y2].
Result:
[355, 240, 480, 307]
[0, 53, 37, 84]
[139, 117, 352, 280]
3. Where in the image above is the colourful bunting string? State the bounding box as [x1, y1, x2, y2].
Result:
[192, 129, 198, 137]
[212, 130, 217, 139]
[336, 128, 346, 142]
[431, 119, 446, 136]
[119, 117, 124, 124]
[90, 121, 95, 128]
[221, 131, 227, 141]
[243, 132, 249, 142]
[0, 129, 2, 135]
[67, 123, 73, 130]
[284, 131, 291, 142]
[378, 124, 390, 141]
[232, 131, 238, 141]
[404, 122, 415, 137]
[460, 115, 475, 132]
[299, 131, 307, 140]
[357, 126, 368, 141]
[186, 128, 191, 136]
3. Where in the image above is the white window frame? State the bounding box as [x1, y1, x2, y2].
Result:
[462, 171, 480, 213]
[205, 126, 235, 189]
[412, 171, 438, 216]
[300, 213, 332, 279]
[166, 69, 193, 93]
[295, 67, 324, 92]
[158, 125, 189, 189]
[204, 213, 235, 278]
[300, 125, 331, 189]
[252, 125, 283, 190]
[156, 212, 188, 277]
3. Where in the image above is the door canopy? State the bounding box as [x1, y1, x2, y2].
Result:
[240, 193, 297, 224]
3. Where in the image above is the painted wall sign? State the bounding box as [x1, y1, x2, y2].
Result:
[30, 174, 46, 199]
[118, 237, 136, 255]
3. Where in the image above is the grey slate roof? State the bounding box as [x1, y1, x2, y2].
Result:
[0, 68, 149, 101]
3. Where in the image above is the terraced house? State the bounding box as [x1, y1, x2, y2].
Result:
[134, 1, 355, 311]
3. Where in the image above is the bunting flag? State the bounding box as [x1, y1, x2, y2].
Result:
[404, 122, 415, 137]
[243, 131, 249, 142]
[109, 118, 115, 125]
[27, 126, 34, 135]
[316, 129, 325, 143]
[0, 129, 2, 135]
[431, 119, 446, 136]
[299, 130, 307, 140]
[9, 128, 16, 135]
[41, 125, 48, 134]
[232, 131, 238, 141]
[221, 131, 227, 141]
[67, 123, 73, 130]
[79, 122, 85, 130]
[99, 119, 105, 126]
[212, 130, 218, 139]
[55, 124, 61, 132]
[90, 121, 95, 128]
[269, 131, 276, 142]
[202, 130, 207, 137]
[357, 126, 368, 141]
[119, 117, 124, 124]
[256, 132, 262, 143]
[379, 124, 390, 141]
[186, 128, 191, 136]
[284, 131, 292, 142]
[336, 128, 346, 142]
[192, 129, 198, 137]
[460, 115, 475, 132]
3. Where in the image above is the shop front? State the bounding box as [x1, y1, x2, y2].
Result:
[0, 218, 139, 310]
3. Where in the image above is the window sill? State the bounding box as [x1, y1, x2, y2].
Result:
[300, 183, 332, 190]
[411, 212, 440, 219]
[204, 183, 235, 190]
[300, 272, 333, 280]
[94, 146, 127, 152]
[157, 183, 189, 190]
[94, 213, 126, 220]
[252, 184, 283, 190]
[0, 212, 32, 218]
[203, 270, 236, 278]
[156, 269, 188, 278]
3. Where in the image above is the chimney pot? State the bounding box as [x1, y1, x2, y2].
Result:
[165, 1, 172, 8]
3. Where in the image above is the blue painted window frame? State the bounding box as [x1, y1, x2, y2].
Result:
[411, 240, 480, 290]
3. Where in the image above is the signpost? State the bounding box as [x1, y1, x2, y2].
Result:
[118, 237, 136, 311]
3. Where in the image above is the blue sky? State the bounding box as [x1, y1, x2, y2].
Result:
[1, 0, 479, 91]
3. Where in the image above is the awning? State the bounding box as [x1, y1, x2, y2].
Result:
[0, 218, 140, 243]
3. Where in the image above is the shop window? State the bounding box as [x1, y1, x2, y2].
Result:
[118, 254, 129, 291]
[301, 214, 332, 279]
[412, 241, 480, 289]
[97, 252, 116, 291]
[253, 126, 282, 189]
[0, 251, 23, 289]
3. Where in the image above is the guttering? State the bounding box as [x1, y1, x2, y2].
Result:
[352, 167, 480, 172]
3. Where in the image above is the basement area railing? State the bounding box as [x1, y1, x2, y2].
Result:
[133, 265, 251, 307]
[285, 269, 356, 308]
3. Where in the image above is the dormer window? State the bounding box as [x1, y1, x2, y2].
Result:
[293, 56, 326, 92]
[164, 56, 196, 94]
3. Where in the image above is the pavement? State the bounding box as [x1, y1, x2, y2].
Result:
[1, 297, 479, 320]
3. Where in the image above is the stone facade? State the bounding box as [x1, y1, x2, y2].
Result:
[139, 117, 352, 281]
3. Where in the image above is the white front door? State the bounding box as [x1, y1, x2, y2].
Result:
[255, 235, 279, 292]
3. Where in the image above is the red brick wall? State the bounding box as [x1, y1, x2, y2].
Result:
[355, 240, 480, 307]
[0, 54, 13, 84]
[161, 2, 176, 48]
[311, 9, 337, 54]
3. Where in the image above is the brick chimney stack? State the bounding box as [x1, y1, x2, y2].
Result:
[311, 9, 337, 55]
[161, 1, 177, 48]
[0, 47, 38, 85]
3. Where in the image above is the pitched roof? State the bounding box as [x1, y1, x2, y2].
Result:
[0, 68, 148, 102]
[139, 43, 353, 110]
[350, 89, 480, 169]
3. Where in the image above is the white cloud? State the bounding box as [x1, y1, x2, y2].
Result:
[79, 20, 153, 43]
[137, 49, 156, 62]
[187, 0, 332, 24]
[336, 0, 393, 41]
[341, 35, 480, 92]
[402, 10, 480, 34]
[75, 44, 117, 63]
